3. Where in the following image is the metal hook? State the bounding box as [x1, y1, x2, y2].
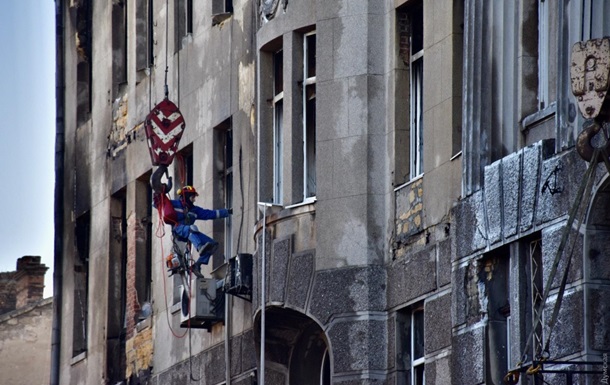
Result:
[577, 118, 610, 163]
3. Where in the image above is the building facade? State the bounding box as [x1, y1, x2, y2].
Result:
[52, 1, 609, 385]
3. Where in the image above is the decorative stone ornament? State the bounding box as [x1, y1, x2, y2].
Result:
[570, 37, 610, 163]
[570, 37, 610, 120]
[144, 98, 186, 166]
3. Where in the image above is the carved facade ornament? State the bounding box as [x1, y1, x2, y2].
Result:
[570, 37, 610, 163]
[260, 0, 288, 21]
[570, 37, 610, 120]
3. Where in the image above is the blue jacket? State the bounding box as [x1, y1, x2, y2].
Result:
[170, 200, 229, 226]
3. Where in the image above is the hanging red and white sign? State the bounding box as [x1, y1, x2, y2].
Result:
[145, 98, 186, 166]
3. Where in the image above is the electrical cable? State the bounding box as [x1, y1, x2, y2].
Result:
[236, 147, 244, 252]
[164, 0, 169, 99]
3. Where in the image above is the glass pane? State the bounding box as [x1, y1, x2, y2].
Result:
[591, 0, 610, 38]
[305, 85, 316, 197]
[274, 50, 283, 95]
[306, 34, 316, 78]
[414, 364, 425, 385]
[413, 309, 424, 360]
[410, 3, 423, 54]
[410, 56, 424, 177]
[274, 101, 283, 202]
[226, 129, 233, 169]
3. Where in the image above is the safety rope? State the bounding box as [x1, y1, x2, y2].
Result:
[512, 149, 600, 379]
[156, 206, 188, 339]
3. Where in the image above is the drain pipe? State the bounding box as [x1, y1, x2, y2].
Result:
[257, 203, 270, 385]
[225, 291, 232, 385]
[50, 0, 65, 384]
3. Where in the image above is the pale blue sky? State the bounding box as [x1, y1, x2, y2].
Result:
[0, 2, 55, 297]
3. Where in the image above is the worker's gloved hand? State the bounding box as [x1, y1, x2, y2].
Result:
[228, 208, 233, 215]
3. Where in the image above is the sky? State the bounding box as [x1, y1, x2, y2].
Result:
[0, 2, 56, 298]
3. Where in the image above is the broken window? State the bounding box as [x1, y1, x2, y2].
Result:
[74, 0, 92, 126]
[135, 173, 152, 318]
[135, 0, 154, 70]
[174, 0, 193, 52]
[112, 0, 128, 91]
[397, 304, 425, 385]
[107, 189, 127, 383]
[482, 248, 510, 384]
[303, 32, 317, 200]
[72, 211, 90, 357]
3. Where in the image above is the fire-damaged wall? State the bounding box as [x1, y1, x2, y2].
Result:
[54, 0, 610, 384]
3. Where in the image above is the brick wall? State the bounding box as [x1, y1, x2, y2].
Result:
[395, 178, 424, 253]
[0, 256, 47, 315]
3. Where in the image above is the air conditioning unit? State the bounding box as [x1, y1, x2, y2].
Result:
[179, 278, 224, 330]
[224, 253, 253, 301]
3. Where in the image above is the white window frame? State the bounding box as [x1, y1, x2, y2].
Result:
[273, 49, 284, 205]
[224, 129, 233, 260]
[411, 307, 425, 385]
[538, 0, 549, 110]
[303, 31, 316, 202]
[410, 33, 424, 179]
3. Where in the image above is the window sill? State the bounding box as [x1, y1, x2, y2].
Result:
[285, 196, 317, 209]
[522, 102, 556, 131]
[136, 317, 152, 332]
[71, 351, 87, 366]
[212, 12, 232, 26]
[394, 174, 424, 193]
[254, 201, 316, 237]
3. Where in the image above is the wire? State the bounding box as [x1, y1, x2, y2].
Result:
[236, 146, 244, 252]
[164, 0, 169, 99]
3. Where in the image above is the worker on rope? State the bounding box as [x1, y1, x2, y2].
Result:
[170, 185, 231, 278]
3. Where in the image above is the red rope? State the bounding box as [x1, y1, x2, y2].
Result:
[156, 203, 188, 339]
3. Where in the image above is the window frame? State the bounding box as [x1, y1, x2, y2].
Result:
[302, 31, 317, 202]
[410, 306, 425, 385]
[409, 4, 424, 180]
[538, 0, 550, 111]
[273, 49, 284, 205]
